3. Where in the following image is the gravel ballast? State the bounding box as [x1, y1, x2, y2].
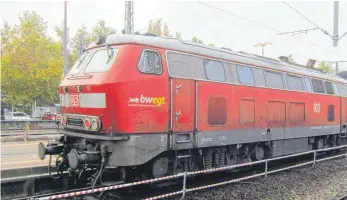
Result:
[174, 157, 347, 200]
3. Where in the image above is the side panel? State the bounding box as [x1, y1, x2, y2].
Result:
[114, 46, 170, 134]
[172, 78, 195, 132]
[196, 81, 341, 148]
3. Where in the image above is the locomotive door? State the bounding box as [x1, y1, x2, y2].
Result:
[342, 97, 347, 134]
[171, 78, 195, 132]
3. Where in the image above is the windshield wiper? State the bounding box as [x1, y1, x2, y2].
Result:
[106, 43, 114, 63]
[69, 53, 89, 77]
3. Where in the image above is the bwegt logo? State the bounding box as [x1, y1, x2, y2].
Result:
[129, 95, 166, 107]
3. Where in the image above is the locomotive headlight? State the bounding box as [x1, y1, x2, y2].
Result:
[91, 119, 98, 130]
[62, 117, 67, 126]
[84, 118, 91, 129]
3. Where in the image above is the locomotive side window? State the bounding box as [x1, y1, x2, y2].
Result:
[193, 57, 207, 80]
[337, 84, 347, 97]
[84, 48, 119, 73]
[167, 52, 206, 79]
[304, 78, 313, 92]
[236, 65, 255, 85]
[264, 71, 284, 89]
[224, 63, 239, 84]
[332, 83, 340, 95]
[171, 61, 192, 78]
[328, 105, 334, 121]
[208, 97, 227, 126]
[252, 68, 266, 87]
[204, 59, 226, 82]
[138, 50, 162, 75]
[311, 79, 325, 93]
[287, 75, 304, 91]
[324, 81, 334, 95]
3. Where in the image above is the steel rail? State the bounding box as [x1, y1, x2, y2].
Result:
[335, 193, 347, 200]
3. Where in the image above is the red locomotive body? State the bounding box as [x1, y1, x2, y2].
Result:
[39, 33, 347, 185]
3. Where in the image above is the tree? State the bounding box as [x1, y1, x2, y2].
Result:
[89, 20, 116, 42]
[175, 32, 182, 40]
[54, 22, 76, 69]
[1, 11, 63, 111]
[287, 54, 297, 64]
[67, 21, 115, 66]
[191, 36, 203, 44]
[71, 25, 90, 55]
[316, 61, 333, 73]
[163, 23, 170, 37]
[208, 43, 215, 47]
[146, 19, 163, 36]
[0, 22, 13, 55]
[54, 22, 70, 46]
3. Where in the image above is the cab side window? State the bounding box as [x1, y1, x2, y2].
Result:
[138, 50, 162, 75]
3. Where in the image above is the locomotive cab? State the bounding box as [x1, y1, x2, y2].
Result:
[39, 34, 171, 185]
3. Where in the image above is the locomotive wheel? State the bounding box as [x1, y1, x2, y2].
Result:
[330, 135, 337, 147]
[152, 157, 169, 178]
[316, 138, 324, 149]
[251, 145, 265, 161]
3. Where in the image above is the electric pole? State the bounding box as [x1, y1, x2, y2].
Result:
[124, 1, 134, 34]
[63, 1, 68, 75]
[254, 42, 272, 57]
[330, 61, 347, 74]
[333, 1, 339, 47]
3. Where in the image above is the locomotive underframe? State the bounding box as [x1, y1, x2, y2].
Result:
[44, 128, 347, 186]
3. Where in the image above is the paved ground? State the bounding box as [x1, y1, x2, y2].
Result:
[1, 141, 55, 170]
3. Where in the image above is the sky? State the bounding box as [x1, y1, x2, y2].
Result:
[1, 0, 347, 71]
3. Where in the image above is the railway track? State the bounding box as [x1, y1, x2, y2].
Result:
[336, 193, 347, 200]
[2, 145, 346, 200]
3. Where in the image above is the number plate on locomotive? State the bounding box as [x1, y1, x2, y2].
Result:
[70, 94, 80, 107]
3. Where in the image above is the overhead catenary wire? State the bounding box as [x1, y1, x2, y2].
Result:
[196, 1, 341, 56]
[339, 32, 347, 40]
[276, 28, 319, 36]
[197, 1, 281, 33]
[282, 1, 331, 37]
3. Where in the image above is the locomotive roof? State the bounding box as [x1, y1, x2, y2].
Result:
[92, 33, 347, 84]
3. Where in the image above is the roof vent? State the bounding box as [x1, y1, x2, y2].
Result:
[96, 35, 107, 45]
[306, 59, 317, 68]
[278, 56, 289, 63]
[221, 47, 233, 51]
[144, 33, 158, 37]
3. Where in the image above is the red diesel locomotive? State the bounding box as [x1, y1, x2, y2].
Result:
[39, 33, 347, 185]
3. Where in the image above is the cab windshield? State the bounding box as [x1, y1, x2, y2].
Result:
[84, 47, 119, 73]
[68, 52, 92, 76]
[67, 47, 119, 76]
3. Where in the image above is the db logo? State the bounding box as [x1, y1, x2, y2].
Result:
[70, 94, 80, 107]
[314, 103, 320, 113]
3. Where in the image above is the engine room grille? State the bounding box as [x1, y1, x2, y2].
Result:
[67, 117, 84, 127]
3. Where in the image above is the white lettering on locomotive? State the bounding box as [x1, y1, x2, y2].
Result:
[70, 94, 80, 107]
[128, 94, 165, 107]
[200, 137, 212, 145]
[313, 103, 320, 113]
